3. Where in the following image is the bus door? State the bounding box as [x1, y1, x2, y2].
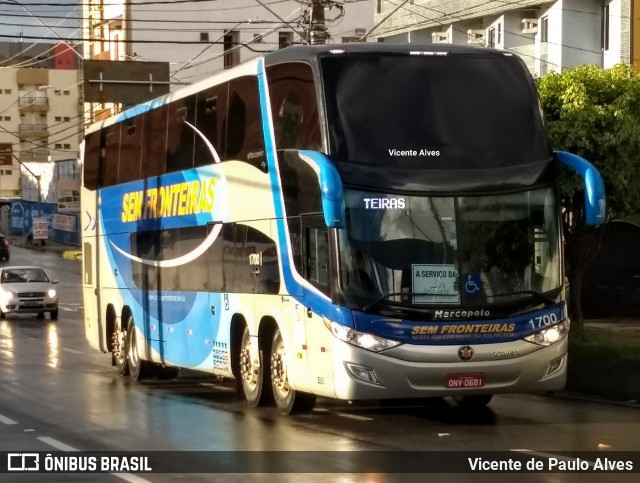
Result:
[81, 186, 103, 352]
[301, 214, 335, 394]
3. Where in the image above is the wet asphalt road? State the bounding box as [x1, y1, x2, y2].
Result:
[0, 245, 639, 482]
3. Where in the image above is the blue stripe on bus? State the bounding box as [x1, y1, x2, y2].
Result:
[352, 302, 566, 345]
[256, 59, 353, 328]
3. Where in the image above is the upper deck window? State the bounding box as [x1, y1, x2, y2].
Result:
[320, 52, 550, 170]
[266, 62, 322, 151]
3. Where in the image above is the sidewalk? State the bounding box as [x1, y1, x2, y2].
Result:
[7, 234, 82, 260]
[583, 318, 640, 336]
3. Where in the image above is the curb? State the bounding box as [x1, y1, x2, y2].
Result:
[9, 239, 82, 261]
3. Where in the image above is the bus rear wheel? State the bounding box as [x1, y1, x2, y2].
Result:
[270, 328, 315, 414]
[239, 325, 266, 406]
[113, 318, 129, 376]
[126, 322, 151, 381]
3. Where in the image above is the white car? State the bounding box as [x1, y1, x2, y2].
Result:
[0, 266, 59, 320]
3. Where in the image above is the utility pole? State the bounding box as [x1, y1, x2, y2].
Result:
[309, 0, 328, 44]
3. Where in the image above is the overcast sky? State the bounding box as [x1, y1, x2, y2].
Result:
[0, 0, 81, 43]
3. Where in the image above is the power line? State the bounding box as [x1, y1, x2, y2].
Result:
[0, 0, 292, 7]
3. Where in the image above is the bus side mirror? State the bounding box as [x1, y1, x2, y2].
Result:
[299, 150, 345, 228]
[554, 151, 606, 226]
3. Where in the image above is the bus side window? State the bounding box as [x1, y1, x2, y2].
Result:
[303, 215, 330, 295]
[266, 62, 322, 152]
[225, 93, 245, 159]
[195, 84, 228, 166]
[166, 95, 196, 173]
[141, 105, 168, 178]
[225, 76, 266, 171]
[103, 123, 121, 187]
[119, 117, 143, 184]
[83, 131, 101, 190]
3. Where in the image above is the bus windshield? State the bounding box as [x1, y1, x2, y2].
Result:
[338, 187, 561, 307]
[321, 52, 550, 169]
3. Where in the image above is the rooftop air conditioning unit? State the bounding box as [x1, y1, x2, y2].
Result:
[467, 29, 484, 44]
[431, 32, 450, 44]
[522, 18, 538, 34]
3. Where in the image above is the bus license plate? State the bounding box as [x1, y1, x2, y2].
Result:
[446, 373, 485, 389]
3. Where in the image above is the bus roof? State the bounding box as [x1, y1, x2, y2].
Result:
[263, 42, 515, 66]
[85, 43, 521, 137]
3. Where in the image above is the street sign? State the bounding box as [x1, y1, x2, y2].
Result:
[83, 60, 170, 105]
[32, 218, 49, 240]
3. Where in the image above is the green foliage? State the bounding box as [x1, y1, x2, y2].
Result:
[536, 64, 640, 219]
[567, 328, 640, 400]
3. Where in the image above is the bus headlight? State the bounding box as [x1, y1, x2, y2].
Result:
[329, 321, 401, 352]
[524, 321, 569, 346]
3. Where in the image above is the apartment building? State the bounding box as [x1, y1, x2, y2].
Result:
[0, 66, 82, 203]
[374, 0, 639, 76]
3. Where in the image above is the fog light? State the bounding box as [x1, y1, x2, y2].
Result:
[346, 363, 383, 386]
[543, 357, 563, 378]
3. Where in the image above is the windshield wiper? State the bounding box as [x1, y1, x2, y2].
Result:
[484, 290, 557, 306]
[362, 292, 428, 312]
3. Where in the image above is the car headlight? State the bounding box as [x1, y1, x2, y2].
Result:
[328, 320, 401, 352]
[47, 289, 57, 298]
[524, 321, 569, 346]
[0, 290, 16, 303]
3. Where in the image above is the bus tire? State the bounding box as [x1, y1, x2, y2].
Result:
[113, 316, 129, 376]
[270, 328, 316, 414]
[126, 322, 151, 381]
[239, 325, 267, 407]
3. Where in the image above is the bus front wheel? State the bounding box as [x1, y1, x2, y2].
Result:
[270, 328, 315, 414]
[239, 326, 266, 406]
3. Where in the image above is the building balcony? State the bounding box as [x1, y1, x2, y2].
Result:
[19, 148, 50, 162]
[18, 124, 49, 138]
[18, 96, 50, 112]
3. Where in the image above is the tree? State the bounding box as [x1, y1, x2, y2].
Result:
[536, 64, 640, 323]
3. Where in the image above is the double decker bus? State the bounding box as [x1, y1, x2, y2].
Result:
[81, 44, 605, 414]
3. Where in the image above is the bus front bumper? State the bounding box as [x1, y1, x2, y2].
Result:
[331, 338, 568, 401]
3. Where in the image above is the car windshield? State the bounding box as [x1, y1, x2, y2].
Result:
[338, 187, 561, 307]
[1, 268, 49, 283]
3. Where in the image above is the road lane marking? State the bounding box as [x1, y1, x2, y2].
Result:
[0, 413, 18, 425]
[38, 436, 80, 452]
[335, 412, 373, 421]
[112, 474, 154, 483]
